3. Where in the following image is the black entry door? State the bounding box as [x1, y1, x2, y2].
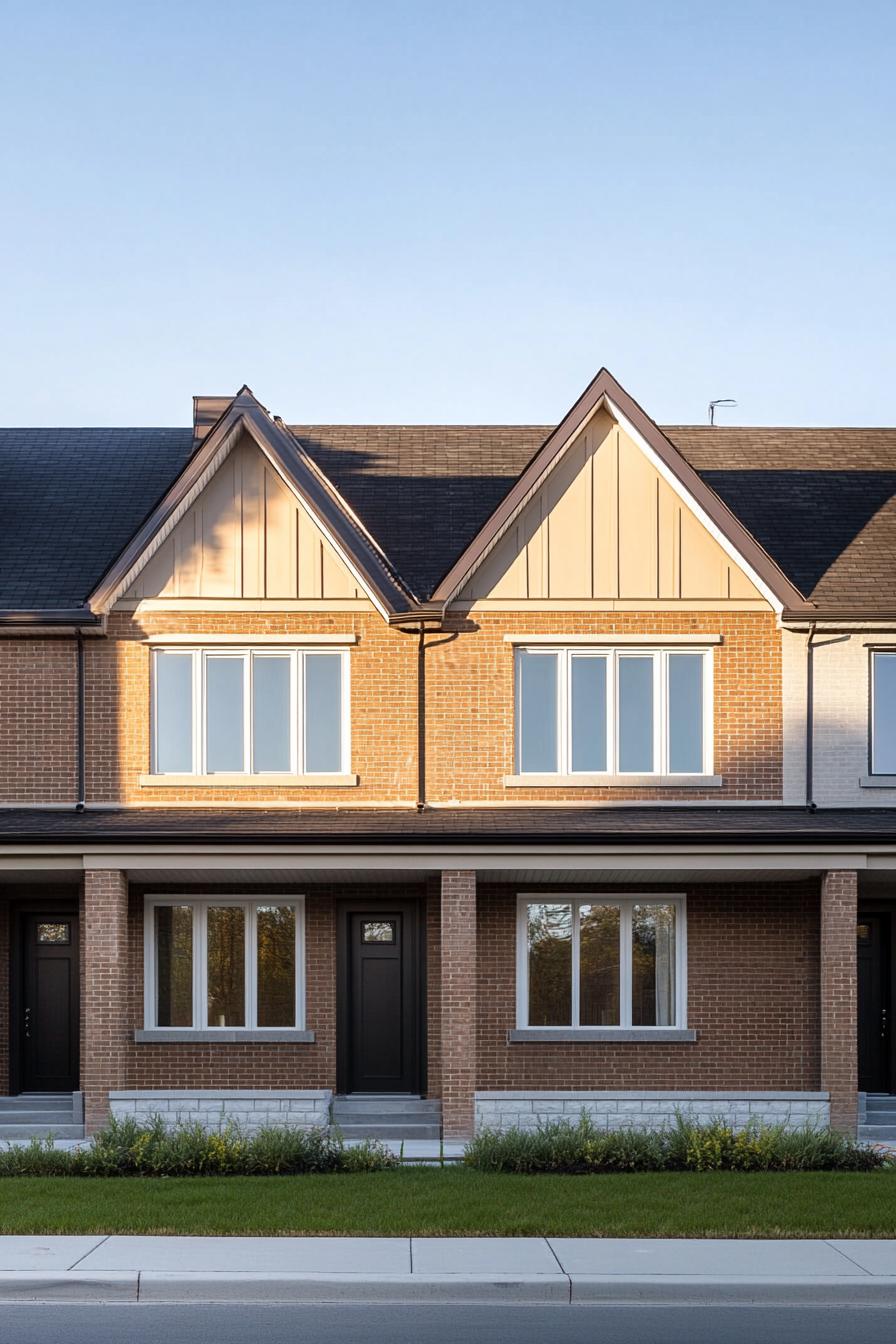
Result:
[858, 912, 890, 1093]
[340, 904, 421, 1094]
[19, 913, 80, 1092]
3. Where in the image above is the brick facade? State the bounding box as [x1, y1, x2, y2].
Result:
[820, 870, 859, 1131]
[81, 869, 131, 1132]
[440, 870, 477, 1138]
[477, 881, 821, 1091]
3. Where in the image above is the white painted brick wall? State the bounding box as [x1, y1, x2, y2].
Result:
[474, 1091, 831, 1133]
[109, 1090, 332, 1134]
[782, 627, 896, 806]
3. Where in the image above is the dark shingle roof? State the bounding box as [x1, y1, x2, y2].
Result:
[0, 428, 193, 609]
[2, 421, 896, 612]
[0, 805, 894, 844]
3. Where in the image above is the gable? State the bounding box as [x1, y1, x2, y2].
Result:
[122, 434, 365, 603]
[458, 408, 766, 605]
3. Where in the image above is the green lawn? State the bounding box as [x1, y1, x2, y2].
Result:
[1, 1168, 896, 1238]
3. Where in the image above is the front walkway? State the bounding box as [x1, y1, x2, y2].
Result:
[2, 1236, 896, 1303]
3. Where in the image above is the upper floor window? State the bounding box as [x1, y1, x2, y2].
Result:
[152, 647, 349, 776]
[514, 646, 712, 777]
[871, 651, 896, 774]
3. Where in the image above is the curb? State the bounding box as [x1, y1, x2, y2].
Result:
[1, 1271, 896, 1305]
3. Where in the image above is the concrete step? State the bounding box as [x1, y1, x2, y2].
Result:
[333, 1113, 441, 1128]
[0, 1096, 74, 1110]
[858, 1125, 896, 1141]
[333, 1096, 441, 1113]
[334, 1123, 443, 1140]
[0, 1124, 84, 1140]
[0, 1110, 77, 1125]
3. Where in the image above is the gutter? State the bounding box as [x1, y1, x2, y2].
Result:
[75, 631, 86, 813]
[805, 623, 816, 810]
[0, 608, 103, 631]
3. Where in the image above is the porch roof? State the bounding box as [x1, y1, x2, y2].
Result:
[0, 806, 894, 848]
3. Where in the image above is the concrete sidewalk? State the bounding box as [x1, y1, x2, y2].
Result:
[2, 1236, 896, 1304]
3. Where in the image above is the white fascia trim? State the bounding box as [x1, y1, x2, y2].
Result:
[143, 634, 358, 646]
[604, 395, 783, 614]
[504, 633, 723, 646]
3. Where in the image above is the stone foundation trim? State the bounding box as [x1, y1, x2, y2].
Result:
[109, 1089, 333, 1134]
[508, 1028, 697, 1043]
[474, 1091, 831, 1133]
[133, 1029, 315, 1043]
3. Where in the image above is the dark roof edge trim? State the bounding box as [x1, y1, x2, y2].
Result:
[0, 609, 102, 627]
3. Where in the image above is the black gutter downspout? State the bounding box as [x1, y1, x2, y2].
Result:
[416, 622, 426, 813]
[805, 622, 816, 811]
[75, 630, 86, 812]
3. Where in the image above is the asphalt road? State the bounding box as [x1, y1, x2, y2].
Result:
[0, 1303, 894, 1344]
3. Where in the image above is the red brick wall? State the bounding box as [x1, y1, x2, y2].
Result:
[440, 870, 477, 1137]
[477, 880, 820, 1090]
[0, 608, 782, 806]
[426, 611, 782, 802]
[0, 902, 8, 1094]
[82, 870, 131, 1131]
[0, 640, 77, 803]
[821, 871, 858, 1131]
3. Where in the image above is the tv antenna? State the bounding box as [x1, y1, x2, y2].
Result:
[708, 398, 737, 425]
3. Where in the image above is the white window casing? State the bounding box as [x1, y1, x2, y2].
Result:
[143, 895, 306, 1033]
[513, 645, 714, 779]
[151, 646, 351, 778]
[515, 893, 688, 1033]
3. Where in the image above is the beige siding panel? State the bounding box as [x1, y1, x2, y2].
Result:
[116, 434, 363, 604]
[617, 428, 658, 599]
[679, 506, 727, 598]
[197, 457, 240, 597]
[263, 467, 298, 599]
[297, 506, 323, 599]
[544, 428, 591, 598]
[454, 410, 769, 607]
[592, 416, 618, 599]
[239, 440, 265, 599]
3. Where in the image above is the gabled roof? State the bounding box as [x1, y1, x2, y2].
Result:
[87, 387, 417, 618]
[2, 378, 896, 618]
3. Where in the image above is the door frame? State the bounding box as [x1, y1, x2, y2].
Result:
[858, 902, 896, 1094]
[335, 897, 427, 1096]
[9, 897, 80, 1095]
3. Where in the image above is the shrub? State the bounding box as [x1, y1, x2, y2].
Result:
[463, 1113, 890, 1175]
[0, 1115, 399, 1178]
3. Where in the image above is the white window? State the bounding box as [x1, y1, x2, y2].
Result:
[152, 647, 349, 776]
[516, 895, 686, 1029]
[144, 897, 305, 1031]
[871, 651, 896, 774]
[515, 647, 711, 776]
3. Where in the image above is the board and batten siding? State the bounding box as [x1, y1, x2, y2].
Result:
[459, 408, 764, 605]
[124, 436, 364, 602]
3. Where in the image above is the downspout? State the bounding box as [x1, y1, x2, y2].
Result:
[416, 621, 426, 812]
[75, 630, 86, 812]
[805, 622, 816, 811]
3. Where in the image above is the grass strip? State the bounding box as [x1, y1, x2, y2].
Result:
[1, 1168, 896, 1238]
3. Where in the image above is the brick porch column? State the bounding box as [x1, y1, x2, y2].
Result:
[820, 870, 858, 1133]
[82, 869, 130, 1133]
[440, 870, 476, 1140]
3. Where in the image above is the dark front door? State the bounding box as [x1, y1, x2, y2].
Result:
[858, 912, 891, 1094]
[19, 913, 80, 1092]
[339, 903, 421, 1094]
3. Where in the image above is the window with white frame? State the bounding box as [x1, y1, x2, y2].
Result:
[517, 895, 686, 1029]
[871, 651, 896, 774]
[152, 647, 349, 775]
[145, 897, 304, 1030]
[515, 647, 711, 776]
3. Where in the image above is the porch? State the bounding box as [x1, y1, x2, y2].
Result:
[0, 853, 880, 1140]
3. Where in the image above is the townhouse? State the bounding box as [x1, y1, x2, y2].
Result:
[0, 369, 894, 1142]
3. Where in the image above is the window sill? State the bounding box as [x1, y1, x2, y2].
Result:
[139, 774, 359, 788]
[134, 1029, 316, 1044]
[860, 775, 896, 788]
[503, 774, 722, 789]
[508, 1028, 697, 1043]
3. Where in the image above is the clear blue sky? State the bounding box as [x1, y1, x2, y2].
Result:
[2, 1, 894, 427]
